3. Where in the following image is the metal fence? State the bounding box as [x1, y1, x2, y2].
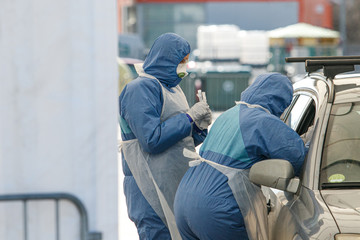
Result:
[0, 193, 101, 240]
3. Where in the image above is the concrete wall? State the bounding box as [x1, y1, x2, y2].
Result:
[0, 1, 119, 239]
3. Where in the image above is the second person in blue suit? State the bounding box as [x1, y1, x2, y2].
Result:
[174, 73, 308, 240]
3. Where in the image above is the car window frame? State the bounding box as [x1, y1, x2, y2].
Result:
[283, 93, 316, 136]
[319, 101, 360, 189]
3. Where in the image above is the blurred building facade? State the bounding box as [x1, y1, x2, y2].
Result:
[118, 0, 334, 49]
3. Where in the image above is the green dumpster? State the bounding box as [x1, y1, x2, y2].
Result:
[200, 65, 252, 111]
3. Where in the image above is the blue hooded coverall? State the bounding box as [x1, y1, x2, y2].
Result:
[174, 73, 307, 240]
[119, 33, 207, 239]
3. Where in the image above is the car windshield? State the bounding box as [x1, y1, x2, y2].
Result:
[320, 101, 360, 189]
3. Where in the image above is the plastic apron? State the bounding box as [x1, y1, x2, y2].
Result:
[189, 158, 268, 240]
[186, 101, 270, 240]
[121, 78, 197, 240]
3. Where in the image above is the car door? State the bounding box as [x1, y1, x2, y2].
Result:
[263, 93, 317, 240]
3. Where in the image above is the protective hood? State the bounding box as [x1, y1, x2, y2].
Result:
[240, 73, 293, 117]
[143, 33, 191, 88]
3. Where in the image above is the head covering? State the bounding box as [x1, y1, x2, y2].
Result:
[240, 73, 293, 117]
[143, 33, 191, 87]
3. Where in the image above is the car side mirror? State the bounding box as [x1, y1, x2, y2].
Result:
[249, 159, 300, 193]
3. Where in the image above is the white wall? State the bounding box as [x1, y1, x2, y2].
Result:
[0, 1, 118, 239]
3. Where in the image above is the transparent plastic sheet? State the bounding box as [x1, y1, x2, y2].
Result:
[121, 136, 197, 240]
[120, 140, 166, 222]
[189, 156, 268, 240]
[225, 169, 268, 240]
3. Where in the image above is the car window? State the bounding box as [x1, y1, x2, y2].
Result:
[284, 94, 315, 136]
[320, 101, 360, 188]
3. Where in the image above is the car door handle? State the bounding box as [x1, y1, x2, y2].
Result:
[267, 199, 271, 214]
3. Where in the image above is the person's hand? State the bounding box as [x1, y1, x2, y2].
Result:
[196, 112, 212, 130]
[187, 102, 212, 130]
[300, 125, 315, 145]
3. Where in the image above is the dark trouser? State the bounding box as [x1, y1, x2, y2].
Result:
[124, 176, 171, 239]
[174, 164, 249, 240]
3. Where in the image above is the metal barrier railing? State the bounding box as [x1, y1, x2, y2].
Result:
[0, 192, 102, 240]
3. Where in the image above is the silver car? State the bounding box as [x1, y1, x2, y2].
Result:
[250, 56, 360, 240]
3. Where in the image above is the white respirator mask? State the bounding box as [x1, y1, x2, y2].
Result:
[176, 63, 188, 78]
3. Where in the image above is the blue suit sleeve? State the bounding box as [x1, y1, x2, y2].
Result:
[192, 124, 207, 146]
[120, 78, 192, 154]
[254, 116, 307, 176]
[242, 113, 307, 176]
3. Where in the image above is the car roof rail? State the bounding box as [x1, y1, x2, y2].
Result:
[285, 56, 360, 63]
[286, 56, 360, 103]
[285, 56, 360, 79]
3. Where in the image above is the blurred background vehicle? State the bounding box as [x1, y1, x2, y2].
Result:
[118, 57, 143, 95]
[120, 57, 143, 78]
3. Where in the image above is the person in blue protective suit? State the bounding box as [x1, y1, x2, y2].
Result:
[174, 73, 308, 240]
[119, 33, 212, 240]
